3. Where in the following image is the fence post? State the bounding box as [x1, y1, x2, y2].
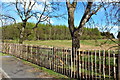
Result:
[113, 50, 116, 79]
[117, 37, 120, 80]
[30, 45, 33, 62]
[103, 50, 105, 79]
[118, 49, 120, 80]
[53, 47, 55, 71]
[71, 49, 73, 78]
[77, 50, 80, 79]
[118, 31, 120, 80]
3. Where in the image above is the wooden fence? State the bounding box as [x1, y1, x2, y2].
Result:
[1, 43, 119, 79]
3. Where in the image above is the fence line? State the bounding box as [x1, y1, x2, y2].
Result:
[1, 43, 119, 79]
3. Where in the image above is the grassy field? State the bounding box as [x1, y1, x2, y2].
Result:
[3, 39, 118, 50]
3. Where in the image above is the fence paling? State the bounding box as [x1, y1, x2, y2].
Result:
[99, 50, 101, 79]
[108, 50, 111, 79]
[70, 49, 73, 78]
[85, 51, 87, 79]
[113, 51, 116, 79]
[95, 50, 97, 79]
[103, 50, 105, 79]
[1, 43, 119, 79]
[78, 51, 80, 78]
[82, 50, 84, 79]
[65, 49, 67, 75]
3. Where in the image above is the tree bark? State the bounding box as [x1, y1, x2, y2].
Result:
[71, 30, 81, 59]
[66, 0, 80, 60]
[19, 20, 26, 44]
[19, 27, 25, 44]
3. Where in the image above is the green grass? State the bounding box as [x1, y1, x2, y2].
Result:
[3, 39, 117, 49]
[80, 39, 117, 46]
[24, 40, 72, 48]
[0, 53, 8, 56]
[22, 59, 70, 79]
[0, 53, 2, 56]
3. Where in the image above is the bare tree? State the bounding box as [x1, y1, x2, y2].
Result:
[1, 0, 64, 44]
[14, 0, 52, 43]
[98, 2, 120, 49]
[66, 0, 102, 58]
[65, 1, 119, 79]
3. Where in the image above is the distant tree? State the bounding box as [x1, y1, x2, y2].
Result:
[35, 27, 44, 40]
[3, 22, 110, 41]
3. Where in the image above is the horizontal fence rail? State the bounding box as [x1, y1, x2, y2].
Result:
[1, 43, 119, 79]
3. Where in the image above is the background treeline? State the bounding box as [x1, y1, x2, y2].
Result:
[1, 22, 115, 40]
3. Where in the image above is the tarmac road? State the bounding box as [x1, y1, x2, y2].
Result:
[1, 55, 53, 79]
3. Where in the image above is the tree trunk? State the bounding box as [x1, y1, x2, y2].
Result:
[19, 27, 25, 44]
[71, 30, 81, 61]
[72, 37, 80, 59]
[19, 20, 26, 44]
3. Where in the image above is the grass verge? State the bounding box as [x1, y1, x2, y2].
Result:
[0, 53, 2, 56]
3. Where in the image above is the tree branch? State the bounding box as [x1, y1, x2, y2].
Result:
[78, 2, 93, 29]
[16, 0, 23, 21]
[66, 0, 77, 35]
[32, 2, 47, 29]
[0, 14, 16, 23]
[26, 1, 35, 19]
